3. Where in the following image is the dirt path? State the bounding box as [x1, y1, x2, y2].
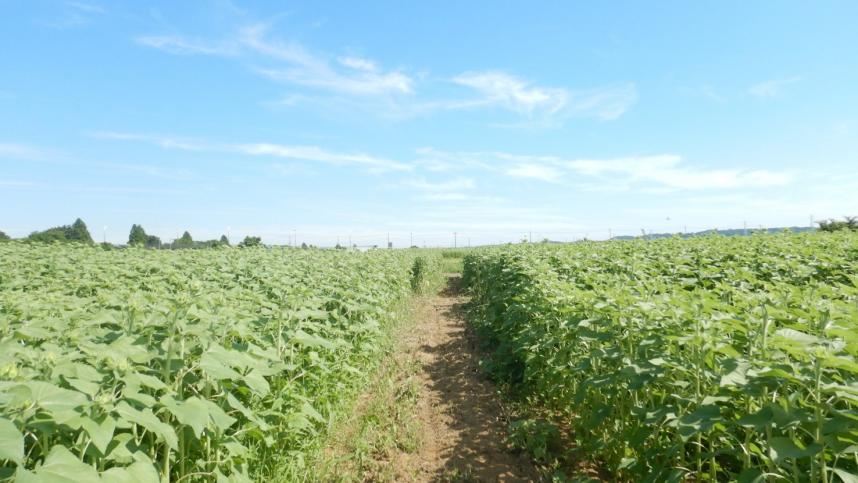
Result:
[398, 275, 538, 482]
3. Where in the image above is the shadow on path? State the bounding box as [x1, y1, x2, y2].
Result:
[419, 275, 537, 482]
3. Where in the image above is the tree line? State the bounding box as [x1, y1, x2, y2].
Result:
[0, 218, 263, 248]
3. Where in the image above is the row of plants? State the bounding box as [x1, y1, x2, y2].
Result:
[0, 242, 438, 481]
[463, 232, 858, 481]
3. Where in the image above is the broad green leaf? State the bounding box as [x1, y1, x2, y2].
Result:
[100, 461, 159, 483]
[0, 417, 24, 464]
[769, 437, 823, 463]
[16, 445, 100, 483]
[161, 395, 209, 438]
[832, 468, 858, 483]
[114, 402, 177, 450]
[81, 414, 116, 454]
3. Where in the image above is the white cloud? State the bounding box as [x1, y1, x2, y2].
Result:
[566, 83, 638, 120]
[0, 143, 58, 161]
[137, 24, 413, 96]
[88, 132, 210, 151]
[65, 2, 105, 14]
[403, 177, 475, 191]
[235, 143, 412, 172]
[338, 56, 377, 72]
[136, 35, 239, 56]
[411, 192, 504, 203]
[419, 149, 791, 191]
[748, 76, 801, 98]
[450, 71, 637, 121]
[453, 71, 568, 115]
[563, 155, 791, 189]
[90, 131, 412, 173]
[506, 163, 564, 182]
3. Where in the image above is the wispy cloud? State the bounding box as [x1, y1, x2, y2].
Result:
[137, 23, 413, 96]
[566, 83, 638, 120]
[235, 143, 411, 172]
[414, 192, 503, 203]
[65, 1, 106, 14]
[90, 131, 412, 173]
[450, 71, 637, 121]
[39, 1, 106, 29]
[452, 71, 567, 115]
[136, 25, 633, 124]
[136, 35, 239, 56]
[89, 131, 211, 151]
[563, 155, 792, 190]
[403, 177, 475, 192]
[505, 164, 564, 182]
[0, 143, 60, 161]
[748, 76, 801, 99]
[418, 149, 792, 191]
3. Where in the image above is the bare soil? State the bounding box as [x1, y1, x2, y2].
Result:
[392, 275, 539, 482]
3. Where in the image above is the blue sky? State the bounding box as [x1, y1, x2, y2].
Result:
[2, 1, 857, 246]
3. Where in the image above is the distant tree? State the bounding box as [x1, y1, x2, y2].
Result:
[219, 235, 230, 246]
[28, 227, 68, 243]
[68, 218, 93, 243]
[145, 235, 161, 249]
[0, 230, 9, 241]
[27, 218, 93, 244]
[239, 236, 262, 248]
[301, 242, 308, 249]
[172, 231, 194, 249]
[818, 216, 858, 232]
[128, 224, 148, 246]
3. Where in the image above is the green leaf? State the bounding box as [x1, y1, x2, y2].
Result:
[769, 437, 823, 463]
[290, 329, 335, 350]
[100, 461, 159, 483]
[114, 402, 177, 450]
[832, 468, 858, 483]
[22, 381, 88, 413]
[0, 417, 24, 464]
[736, 406, 774, 428]
[161, 395, 209, 438]
[81, 414, 116, 454]
[677, 405, 721, 440]
[16, 445, 100, 483]
[243, 370, 270, 396]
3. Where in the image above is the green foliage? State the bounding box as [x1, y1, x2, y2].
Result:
[145, 235, 161, 249]
[27, 218, 93, 244]
[0, 231, 9, 241]
[238, 236, 262, 248]
[219, 235, 230, 246]
[817, 216, 858, 232]
[507, 419, 560, 463]
[409, 255, 443, 294]
[173, 230, 193, 248]
[464, 232, 858, 481]
[0, 244, 438, 480]
[128, 224, 148, 246]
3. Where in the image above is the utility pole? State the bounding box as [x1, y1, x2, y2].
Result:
[102, 226, 107, 244]
[809, 214, 814, 228]
[743, 221, 747, 236]
[227, 226, 231, 245]
[410, 232, 413, 248]
[467, 237, 471, 248]
[529, 231, 532, 243]
[453, 232, 457, 248]
[349, 235, 352, 250]
[608, 228, 612, 240]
